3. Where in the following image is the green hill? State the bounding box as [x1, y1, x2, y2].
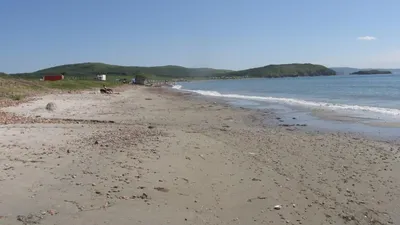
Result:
[10, 62, 231, 79]
[222, 63, 336, 78]
[8, 62, 336, 79]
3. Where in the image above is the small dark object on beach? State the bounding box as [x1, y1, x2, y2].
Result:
[145, 98, 152, 100]
[100, 89, 113, 94]
[292, 117, 296, 120]
[154, 187, 169, 192]
[17, 214, 42, 224]
[94, 140, 99, 145]
[132, 193, 149, 199]
[276, 117, 281, 120]
[148, 125, 155, 129]
[100, 85, 113, 94]
[279, 124, 294, 127]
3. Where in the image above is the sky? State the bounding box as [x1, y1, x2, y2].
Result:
[1, 0, 400, 73]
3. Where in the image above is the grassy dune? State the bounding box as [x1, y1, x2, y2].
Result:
[0, 75, 124, 101]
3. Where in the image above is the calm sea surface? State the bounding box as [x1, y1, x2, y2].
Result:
[173, 75, 400, 138]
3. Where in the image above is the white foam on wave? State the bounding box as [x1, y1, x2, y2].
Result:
[172, 85, 182, 90]
[176, 87, 400, 116]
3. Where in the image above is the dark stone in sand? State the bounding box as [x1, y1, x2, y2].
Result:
[45, 102, 57, 111]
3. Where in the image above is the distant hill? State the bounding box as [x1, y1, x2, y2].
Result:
[351, 70, 392, 75]
[331, 67, 400, 75]
[10, 63, 232, 79]
[222, 63, 336, 78]
[10, 62, 337, 79]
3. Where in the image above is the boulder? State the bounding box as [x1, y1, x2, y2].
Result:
[45, 102, 57, 111]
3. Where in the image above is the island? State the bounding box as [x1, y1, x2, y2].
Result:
[220, 63, 336, 78]
[351, 70, 392, 75]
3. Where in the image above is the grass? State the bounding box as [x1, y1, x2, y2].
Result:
[0, 75, 129, 101]
[0, 77, 40, 100]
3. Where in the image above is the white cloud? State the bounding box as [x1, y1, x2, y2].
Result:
[357, 36, 377, 41]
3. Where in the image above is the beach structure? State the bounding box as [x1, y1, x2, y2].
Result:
[43, 74, 64, 81]
[135, 75, 147, 85]
[96, 74, 106, 81]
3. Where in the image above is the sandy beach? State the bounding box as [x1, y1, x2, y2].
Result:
[1, 86, 399, 225]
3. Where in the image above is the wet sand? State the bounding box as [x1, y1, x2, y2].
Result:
[1, 86, 399, 225]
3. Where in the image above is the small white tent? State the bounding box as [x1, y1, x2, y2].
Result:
[96, 74, 106, 81]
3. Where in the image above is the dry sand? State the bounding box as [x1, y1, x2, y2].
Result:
[1, 86, 399, 225]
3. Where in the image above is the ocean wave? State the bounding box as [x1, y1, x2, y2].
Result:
[172, 85, 182, 90]
[173, 86, 400, 116]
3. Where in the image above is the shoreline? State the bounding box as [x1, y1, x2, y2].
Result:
[171, 82, 400, 141]
[0, 86, 399, 224]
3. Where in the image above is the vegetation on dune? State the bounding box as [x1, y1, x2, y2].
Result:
[10, 62, 232, 79]
[0, 62, 337, 101]
[0, 76, 44, 100]
[222, 63, 336, 78]
[0, 75, 123, 101]
[351, 70, 392, 75]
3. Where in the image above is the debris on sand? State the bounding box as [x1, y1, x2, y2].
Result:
[132, 193, 150, 200]
[247, 196, 267, 202]
[154, 187, 169, 192]
[47, 209, 57, 216]
[16, 214, 43, 224]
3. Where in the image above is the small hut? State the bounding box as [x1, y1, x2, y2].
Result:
[43, 74, 64, 81]
[135, 75, 147, 85]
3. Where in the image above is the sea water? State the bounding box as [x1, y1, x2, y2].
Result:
[173, 75, 400, 139]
